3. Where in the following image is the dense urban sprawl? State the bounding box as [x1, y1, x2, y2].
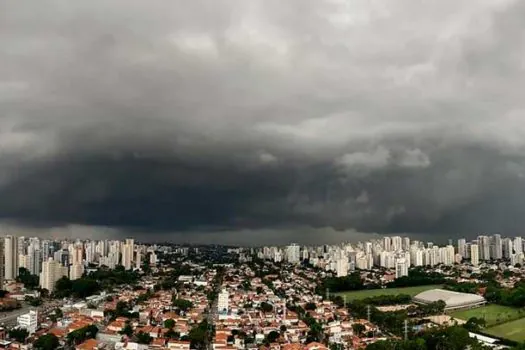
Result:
[0, 235, 525, 349]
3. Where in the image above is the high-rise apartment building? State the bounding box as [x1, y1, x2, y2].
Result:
[69, 245, 84, 280]
[383, 237, 391, 252]
[0, 239, 4, 288]
[443, 245, 455, 266]
[392, 236, 402, 251]
[477, 235, 491, 260]
[4, 235, 18, 280]
[41, 240, 50, 261]
[503, 238, 513, 259]
[514, 237, 523, 254]
[457, 238, 466, 258]
[286, 243, 301, 264]
[17, 237, 26, 257]
[40, 258, 68, 292]
[402, 237, 410, 250]
[335, 257, 348, 277]
[471, 244, 479, 266]
[19, 254, 28, 270]
[135, 250, 142, 270]
[53, 249, 69, 267]
[69, 264, 83, 280]
[121, 238, 135, 270]
[493, 234, 502, 260]
[126, 238, 134, 259]
[27, 242, 41, 276]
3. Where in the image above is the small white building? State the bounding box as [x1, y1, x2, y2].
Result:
[17, 310, 38, 334]
[115, 342, 149, 350]
[217, 289, 229, 313]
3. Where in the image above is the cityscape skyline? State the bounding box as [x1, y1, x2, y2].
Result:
[3, 0, 525, 348]
[1, 227, 525, 247]
[1, 232, 521, 287]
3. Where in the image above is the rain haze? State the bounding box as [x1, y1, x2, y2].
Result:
[1, 0, 525, 245]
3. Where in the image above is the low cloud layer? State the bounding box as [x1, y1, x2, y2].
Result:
[2, 0, 525, 243]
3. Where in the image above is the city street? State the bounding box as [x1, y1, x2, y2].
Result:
[0, 300, 63, 328]
[0, 305, 31, 327]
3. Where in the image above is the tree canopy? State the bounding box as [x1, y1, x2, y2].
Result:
[8, 328, 29, 343]
[16, 267, 39, 290]
[67, 325, 99, 345]
[33, 334, 60, 350]
[172, 298, 194, 312]
[135, 331, 153, 344]
[164, 319, 176, 329]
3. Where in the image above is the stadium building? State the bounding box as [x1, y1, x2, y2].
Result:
[413, 289, 486, 312]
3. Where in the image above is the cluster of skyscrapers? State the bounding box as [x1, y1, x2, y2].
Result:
[0, 236, 158, 292]
[458, 234, 525, 266]
[256, 234, 525, 280]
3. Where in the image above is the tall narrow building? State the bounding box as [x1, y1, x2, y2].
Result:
[126, 238, 134, 258]
[457, 238, 466, 259]
[503, 238, 513, 259]
[135, 250, 142, 270]
[4, 235, 19, 280]
[383, 237, 392, 252]
[477, 235, 491, 260]
[514, 237, 523, 255]
[27, 242, 41, 276]
[0, 239, 4, 288]
[471, 244, 479, 266]
[69, 245, 84, 280]
[121, 239, 134, 270]
[493, 234, 502, 260]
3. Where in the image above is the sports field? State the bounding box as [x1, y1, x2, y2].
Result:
[485, 317, 525, 342]
[334, 284, 442, 301]
[450, 304, 525, 326]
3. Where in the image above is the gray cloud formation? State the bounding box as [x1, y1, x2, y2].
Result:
[1, 0, 525, 243]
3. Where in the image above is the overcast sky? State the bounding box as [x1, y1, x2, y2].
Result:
[1, 0, 525, 245]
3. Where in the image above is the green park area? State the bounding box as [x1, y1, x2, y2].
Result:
[485, 316, 525, 342]
[451, 304, 525, 342]
[451, 304, 525, 327]
[334, 284, 441, 301]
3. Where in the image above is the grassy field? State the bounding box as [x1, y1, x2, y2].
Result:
[450, 304, 525, 327]
[485, 317, 525, 342]
[334, 284, 442, 301]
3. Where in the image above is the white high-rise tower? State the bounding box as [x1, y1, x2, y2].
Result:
[121, 238, 134, 270]
[471, 244, 479, 266]
[40, 258, 67, 292]
[4, 235, 19, 280]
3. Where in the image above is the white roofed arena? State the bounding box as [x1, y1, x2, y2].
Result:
[413, 289, 486, 312]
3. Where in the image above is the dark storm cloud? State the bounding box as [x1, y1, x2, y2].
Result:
[1, 0, 525, 242]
